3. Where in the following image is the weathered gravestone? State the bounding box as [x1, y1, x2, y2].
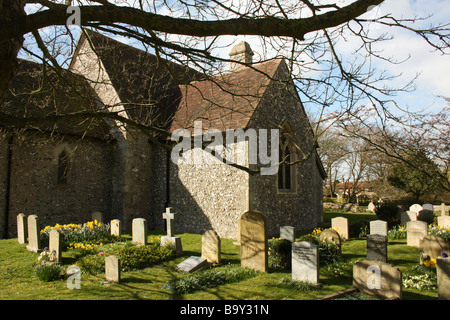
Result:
[419, 236, 450, 262]
[132, 218, 147, 246]
[331, 217, 349, 240]
[366, 234, 387, 262]
[292, 241, 319, 285]
[401, 211, 417, 224]
[417, 209, 434, 223]
[110, 219, 122, 237]
[161, 208, 183, 257]
[422, 203, 434, 211]
[17, 213, 27, 244]
[319, 228, 342, 254]
[201, 230, 221, 265]
[407, 220, 428, 247]
[26, 215, 40, 252]
[409, 204, 423, 213]
[353, 260, 402, 300]
[91, 211, 103, 223]
[436, 257, 450, 300]
[280, 226, 295, 242]
[240, 210, 268, 273]
[105, 255, 121, 283]
[438, 216, 450, 228]
[177, 256, 210, 273]
[370, 220, 388, 237]
[367, 202, 376, 213]
[49, 229, 62, 263]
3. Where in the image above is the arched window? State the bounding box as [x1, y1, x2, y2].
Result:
[277, 125, 296, 192]
[57, 149, 69, 184]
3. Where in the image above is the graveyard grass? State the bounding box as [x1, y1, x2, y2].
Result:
[0, 209, 440, 300]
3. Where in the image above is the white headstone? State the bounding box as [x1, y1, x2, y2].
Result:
[370, 220, 388, 237]
[368, 202, 376, 213]
[132, 218, 147, 246]
[105, 255, 121, 283]
[407, 220, 428, 247]
[49, 229, 62, 263]
[280, 226, 295, 242]
[409, 204, 423, 213]
[437, 216, 450, 228]
[110, 219, 122, 237]
[331, 217, 349, 240]
[26, 215, 40, 252]
[176, 256, 210, 273]
[292, 241, 319, 285]
[17, 213, 27, 244]
[201, 230, 221, 265]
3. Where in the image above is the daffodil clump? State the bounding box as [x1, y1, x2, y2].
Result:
[40, 220, 122, 249]
[428, 225, 450, 241]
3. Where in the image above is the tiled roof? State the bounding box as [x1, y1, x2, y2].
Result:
[171, 59, 283, 133]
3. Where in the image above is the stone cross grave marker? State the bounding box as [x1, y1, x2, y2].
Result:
[292, 241, 319, 285]
[240, 210, 268, 273]
[366, 234, 387, 263]
[17, 213, 27, 244]
[201, 230, 221, 265]
[370, 220, 388, 237]
[438, 203, 449, 216]
[26, 215, 40, 252]
[436, 257, 450, 300]
[280, 226, 295, 242]
[163, 207, 176, 237]
[353, 260, 402, 300]
[177, 256, 210, 273]
[407, 220, 428, 247]
[105, 255, 121, 283]
[438, 216, 450, 228]
[331, 217, 349, 240]
[110, 219, 122, 237]
[49, 229, 62, 263]
[132, 218, 147, 246]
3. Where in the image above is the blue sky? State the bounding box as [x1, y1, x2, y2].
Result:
[21, 0, 449, 116]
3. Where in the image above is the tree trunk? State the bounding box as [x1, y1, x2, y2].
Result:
[0, 0, 26, 103]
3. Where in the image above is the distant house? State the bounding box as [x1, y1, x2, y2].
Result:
[335, 180, 376, 202]
[0, 30, 326, 239]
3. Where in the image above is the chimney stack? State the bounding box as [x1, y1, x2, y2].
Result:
[229, 41, 254, 71]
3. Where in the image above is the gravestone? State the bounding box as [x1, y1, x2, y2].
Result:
[419, 236, 450, 262]
[401, 211, 417, 224]
[407, 221, 428, 247]
[240, 210, 268, 273]
[177, 256, 210, 273]
[409, 204, 423, 213]
[367, 202, 376, 213]
[370, 220, 388, 237]
[161, 236, 183, 257]
[26, 215, 40, 252]
[291, 241, 319, 285]
[110, 219, 122, 237]
[16, 213, 27, 244]
[161, 208, 183, 256]
[438, 216, 450, 228]
[132, 218, 147, 246]
[280, 226, 295, 242]
[353, 260, 402, 300]
[319, 228, 342, 254]
[91, 211, 103, 223]
[436, 257, 450, 300]
[49, 229, 62, 263]
[201, 230, 221, 265]
[331, 217, 349, 240]
[163, 207, 176, 237]
[417, 209, 434, 223]
[105, 255, 120, 283]
[366, 234, 388, 262]
[422, 203, 433, 212]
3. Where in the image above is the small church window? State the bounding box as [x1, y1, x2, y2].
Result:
[57, 149, 69, 184]
[278, 128, 295, 192]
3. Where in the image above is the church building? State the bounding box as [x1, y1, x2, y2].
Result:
[0, 31, 326, 240]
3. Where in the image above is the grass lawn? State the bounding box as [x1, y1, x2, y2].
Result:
[0, 211, 441, 301]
